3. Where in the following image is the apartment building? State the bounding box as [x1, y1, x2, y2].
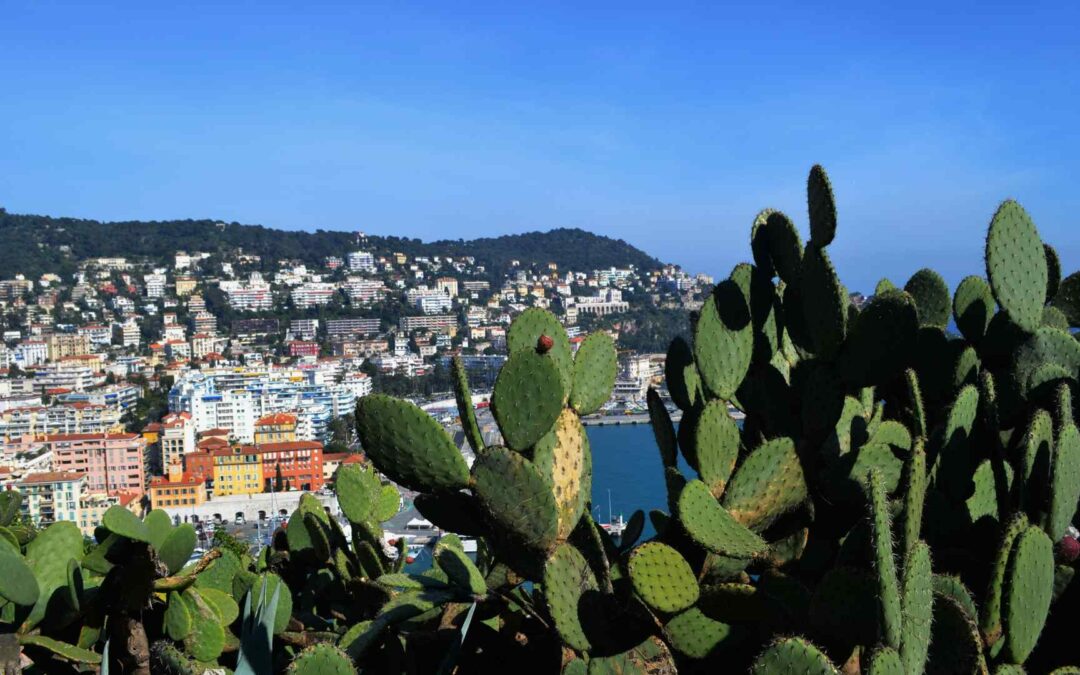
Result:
[0, 403, 122, 441]
[149, 459, 206, 510]
[44, 432, 147, 496]
[326, 318, 380, 337]
[46, 333, 92, 360]
[159, 412, 196, 470]
[257, 440, 324, 492]
[347, 251, 376, 272]
[18, 471, 85, 527]
[399, 315, 457, 334]
[212, 446, 263, 496]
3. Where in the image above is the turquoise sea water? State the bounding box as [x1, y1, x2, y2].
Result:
[586, 423, 691, 539]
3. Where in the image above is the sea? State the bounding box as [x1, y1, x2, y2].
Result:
[587, 423, 691, 540]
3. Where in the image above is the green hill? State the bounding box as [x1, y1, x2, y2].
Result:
[0, 208, 662, 280]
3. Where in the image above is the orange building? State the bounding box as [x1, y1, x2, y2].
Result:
[257, 441, 324, 492]
[149, 460, 206, 510]
[183, 450, 215, 482]
[253, 413, 298, 444]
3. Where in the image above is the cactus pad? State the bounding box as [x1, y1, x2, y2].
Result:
[472, 446, 558, 553]
[807, 164, 838, 246]
[570, 332, 618, 415]
[435, 545, 486, 596]
[493, 350, 565, 450]
[692, 400, 740, 496]
[647, 388, 678, 468]
[866, 648, 902, 675]
[867, 470, 902, 650]
[356, 394, 469, 492]
[183, 588, 226, 662]
[694, 279, 753, 400]
[665, 336, 703, 411]
[678, 479, 767, 558]
[506, 307, 573, 396]
[751, 637, 838, 675]
[158, 524, 197, 575]
[25, 521, 82, 627]
[145, 508, 173, 550]
[1049, 422, 1080, 540]
[102, 505, 151, 543]
[542, 542, 597, 651]
[840, 291, 919, 387]
[930, 595, 986, 674]
[164, 591, 192, 641]
[953, 275, 997, 343]
[765, 211, 804, 285]
[0, 544, 38, 606]
[900, 541, 933, 675]
[664, 607, 739, 660]
[336, 462, 381, 524]
[986, 199, 1047, 332]
[1053, 272, 1080, 326]
[533, 409, 590, 540]
[1012, 327, 1080, 398]
[627, 541, 699, 614]
[18, 635, 101, 664]
[452, 356, 485, 454]
[286, 643, 358, 675]
[414, 492, 487, 537]
[904, 268, 950, 328]
[1003, 526, 1054, 664]
[801, 243, 847, 358]
[721, 437, 807, 532]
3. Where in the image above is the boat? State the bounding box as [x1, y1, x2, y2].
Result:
[597, 489, 627, 538]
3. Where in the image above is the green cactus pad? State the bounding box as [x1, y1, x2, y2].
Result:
[933, 574, 978, 620]
[199, 586, 240, 626]
[981, 513, 1030, 647]
[867, 470, 902, 651]
[158, 524, 197, 575]
[751, 208, 777, 277]
[627, 541, 699, 614]
[1043, 305, 1070, 330]
[0, 544, 38, 606]
[452, 355, 486, 454]
[903, 268, 950, 328]
[414, 491, 487, 537]
[1021, 410, 1054, 514]
[1049, 422, 1080, 540]
[800, 243, 847, 358]
[840, 291, 919, 387]
[286, 643, 358, 675]
[664, 607, 740, 660]
[492, 349, 565, 450]
[0, 491, 21, 528]
[570, 332, 618, 415]
[542, 542, 598, 651]
[18, 635, 101, 664]
[807, 164, 838, 247]
[587, 635, 675, 675]
[1013, 327, 1080, 399]
[532, 409, 591, 540]
[374, 484, 400, 523]
[25, 520, 82, 627]
[731, 262, 782, 363]
[182, 588, 226, 662]
[102, 505, 151, 543]
[1052, 272, 1080, 326]
[721, 437, 807, 532]
[677, 479, 767, 558]
[665, 336, 703, 411]
[285, 494, 326, 555]
[953, 275, 996, 343]
[473, 446, 558, 552]
[164, 591, 192, 641]
[966, 458, 1013, 524]
[694, 279, 753, 400]
[1045, 243, 1061, 299]
[986, 199, 1047, 332]
[750, 637, 838, 675]
[336, 462, 380, 524]
[145, 508, 173, 550]
[506, 306, 573, 396]
[994, 666, 1026, 675]
[436, 545, 486, 596]
[765, 211, 804, 285]
[647, 388, 678, 468]
[692, 400, 740, 496]
[866, 648, 903, 675]
[1003, 526, 1054, 664]
[356, 394, 469, 492]
[900, 541, 933, 675]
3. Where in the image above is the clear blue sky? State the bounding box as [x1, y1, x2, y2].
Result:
[2, 1, 1077, 292]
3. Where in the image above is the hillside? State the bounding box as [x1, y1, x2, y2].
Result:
[0, 208, 663, 279]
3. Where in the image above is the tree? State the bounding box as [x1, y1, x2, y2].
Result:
[274, 463, 284, 492]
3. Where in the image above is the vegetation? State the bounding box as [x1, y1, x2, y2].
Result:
[0, 207, 661, 281]
[6, 166, 1080, 673]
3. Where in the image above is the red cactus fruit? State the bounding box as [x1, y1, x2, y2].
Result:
[1058, 536, 1079, 563]
[537, 334, 554, 353]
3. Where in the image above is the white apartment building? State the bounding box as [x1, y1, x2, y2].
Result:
[14, 341, 48, 367]
[144, 271, 168, 298]
[347, 251, 376, 273]
[219, 273, 273, 311]
[291, 282, 337, 309]
[344, 278, 385, 304]
[159, 412, 195, 469]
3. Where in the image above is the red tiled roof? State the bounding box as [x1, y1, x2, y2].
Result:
[44, 432, 139, 442]
[255, 413, 297, 426]
[257, 441, 322, 454]
[197, 437, 229, 449]
[19, 471, 83, 484]
[149, 473, 204, 488]
[117, 491, 140, 507]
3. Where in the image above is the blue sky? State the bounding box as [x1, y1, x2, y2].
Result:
[1, 1, 1077, 292]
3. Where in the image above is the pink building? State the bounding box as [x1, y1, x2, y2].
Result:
[43, 432, 148, 497]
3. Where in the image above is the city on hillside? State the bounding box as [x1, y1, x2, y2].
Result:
[0, 234, 729, 541]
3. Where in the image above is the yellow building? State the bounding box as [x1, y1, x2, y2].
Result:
[253, 413, 298, 444]
[212, 446, 264, 496]
[149, 459, 207, 510]
[175, 276, 197, 296]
